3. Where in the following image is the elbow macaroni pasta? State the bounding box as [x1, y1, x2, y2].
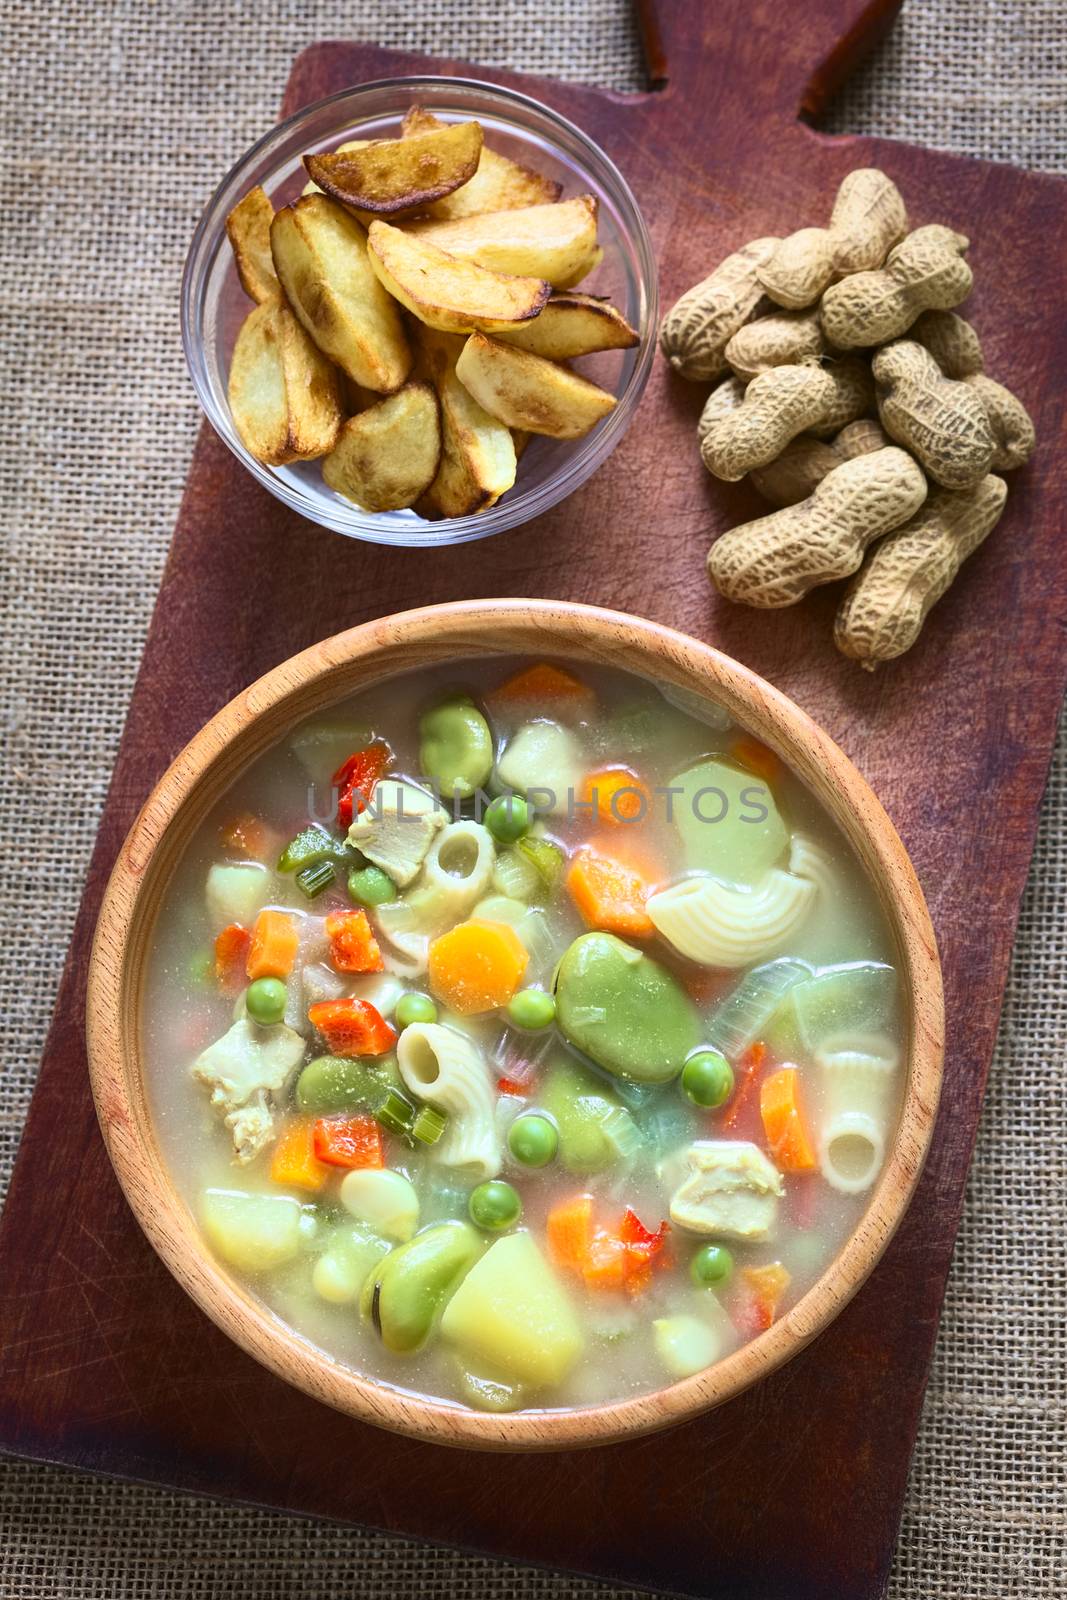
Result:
[397, 1022, 502, 1181]
[647, 835, 826, 968]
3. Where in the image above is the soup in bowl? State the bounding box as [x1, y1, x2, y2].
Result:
[88, 602, 942, 1448]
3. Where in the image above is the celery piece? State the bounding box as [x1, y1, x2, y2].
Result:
[787, 962, 898, 1051]
[516, 835, 565, 888]
[671, 758, 788, 885]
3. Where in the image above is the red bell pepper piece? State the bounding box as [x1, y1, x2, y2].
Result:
[312, 1114, 384, 1170]
[308, 998, 397, 1057]
[332, 742, 390, 830]
[214, 923, 251, 994]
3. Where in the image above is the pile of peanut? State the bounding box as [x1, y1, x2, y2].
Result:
[661, 170, 1036, 667]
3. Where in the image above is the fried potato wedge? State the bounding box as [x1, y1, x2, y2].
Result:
[555, 244, 605, 289]
[412, 327, 516, 517]
[270, 196, 411, 392]
[304, 121, 483, 216]
[226, 186, 280, 304]
[228, 302, 343, 465]
[455, 331, 617, 439]
[497, 292, 638, 359]
[403, 197, 598, 287]
[322, 382, 441, 511]
[401, 104, 562, 217]
[367, 221, 550, 335]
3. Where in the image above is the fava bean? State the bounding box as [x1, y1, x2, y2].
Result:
[554, 932, 701, 1083]
[419, 697, 494, 800]
[361, 1221, 481, 1353]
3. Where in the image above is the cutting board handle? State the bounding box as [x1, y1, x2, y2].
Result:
[635, 0, 903, 126]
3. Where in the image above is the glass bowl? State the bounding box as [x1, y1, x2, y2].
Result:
[181, 77, 657, 548]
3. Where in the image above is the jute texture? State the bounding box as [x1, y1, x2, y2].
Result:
[1, 2, 1063, 1595]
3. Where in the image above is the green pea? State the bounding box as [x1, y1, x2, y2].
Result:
[484, 793, 530, 843]
[690, 1244, 734, 1287]
[681, 1049, 734, 1109]
[348, 864, 397, 906]
[396, 992, 438, 1028]
[468, 1180, 522, 1232]
[245, 977, 287, 1025]
[506, 987, 556, 1031]
[419, 696, 494, 800]
[507, 1114, 558, 1169]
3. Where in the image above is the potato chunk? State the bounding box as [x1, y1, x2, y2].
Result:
[455, 331, 617, 439]
[270, 195, 411, 392]
[497, 293, 639, 360]
[402, 104, 561, 217]
[322, 382, 441, 512]
[367, 220, 550, 335]
[225, 185, 280, 304]
[413, 328, 516, 517]
[402, 197, 598, 287]
[304, 121, 483, 215]
[227, 301, 342, 465]
[440, 1231, 584, 1388]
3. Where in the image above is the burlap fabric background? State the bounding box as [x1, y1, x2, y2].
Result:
[1, 2, 1064, 1595]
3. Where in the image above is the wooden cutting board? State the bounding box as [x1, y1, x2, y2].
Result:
[2, 4, 1065, 1596]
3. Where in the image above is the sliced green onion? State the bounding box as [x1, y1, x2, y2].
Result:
[374, 1085, 418, 1139]
[296, 860, 336, 899]
[411, 1105, 447, 1146]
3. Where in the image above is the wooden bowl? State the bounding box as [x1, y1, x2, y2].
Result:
[87, 599, 943, 1451]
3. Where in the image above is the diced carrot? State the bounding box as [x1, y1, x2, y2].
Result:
[548, 1197, 669, 1296]
[219, 812, 275, 862]
[582, 1232, 629, 1291]
[333, 741, 391, 830]
[565, 846, 654, 938]
[720, 1040, 767, 1132]
[270, 1116, 330, 1192]
[729, 735, 781, 786]
[491, 662, 595, 718]
[581, 766, 652, 826]
[743, 1262, 792, 1331]
[428, 919, 528, 1015]
[760, 1066, 817, 1172]
[246, 908, 299, 981]
[546, 1194, 594, 1273]
[308, 998, 397, 1057]
[214, 923, 251, 994]
[313, 1113, 384, 1170]
[325, 908, 384, 974]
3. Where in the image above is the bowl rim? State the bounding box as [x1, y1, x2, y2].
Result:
[86, 599, 944, 1451]
[180, 75, 659, 549]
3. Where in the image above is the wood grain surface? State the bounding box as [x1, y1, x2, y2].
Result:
[2, 1, 1066, 1596]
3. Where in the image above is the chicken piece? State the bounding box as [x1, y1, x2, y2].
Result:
[669, 1139, 784, 1240]
[191, 1018, 305, 1164]
[346, 778, 450, 886]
